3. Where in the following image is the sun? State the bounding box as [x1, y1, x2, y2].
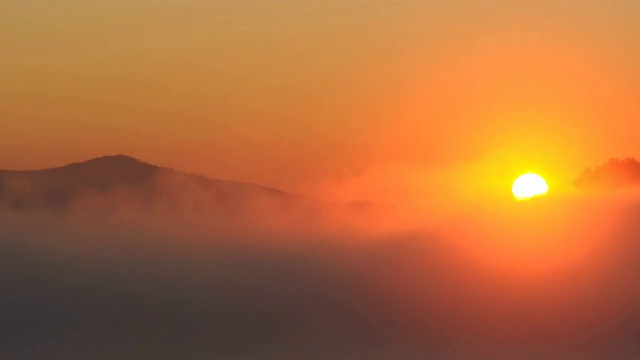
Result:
[512, 173, 549, 201]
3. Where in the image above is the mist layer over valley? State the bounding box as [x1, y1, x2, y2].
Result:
[3, 157, 640, 359]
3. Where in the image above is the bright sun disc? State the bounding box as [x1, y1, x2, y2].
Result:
[512, 173, 549, 201]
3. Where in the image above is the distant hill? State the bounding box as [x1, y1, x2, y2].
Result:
[0, 155, 295, 213]
[574, 157, 640, 189]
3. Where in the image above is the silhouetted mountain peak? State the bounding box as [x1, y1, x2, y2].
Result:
[0, 155, 293, 212]
[87, 154, 145, 165]
[65, 154, 156, 171]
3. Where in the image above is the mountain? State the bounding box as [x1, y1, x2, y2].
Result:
[574, 157, 640, 189]
[0, 155, 293, 213]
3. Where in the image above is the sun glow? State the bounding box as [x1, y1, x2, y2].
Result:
[512, 173, 549, 201]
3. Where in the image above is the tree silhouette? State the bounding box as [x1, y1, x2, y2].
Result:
[574, 157, 640, 189]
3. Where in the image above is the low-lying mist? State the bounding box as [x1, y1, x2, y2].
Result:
[3, 186, 640, 359]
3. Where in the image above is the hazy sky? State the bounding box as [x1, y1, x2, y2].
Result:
[2, 0, 640, 204]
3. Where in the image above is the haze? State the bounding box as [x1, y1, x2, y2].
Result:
[3, 1, 640, 203]
[3, 1, 640, 358]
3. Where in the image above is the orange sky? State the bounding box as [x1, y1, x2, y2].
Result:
[2, 0, 640, 207]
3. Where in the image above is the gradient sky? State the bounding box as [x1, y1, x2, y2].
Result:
[2, 1, 640, 206]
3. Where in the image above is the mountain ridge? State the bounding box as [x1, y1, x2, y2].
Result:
[0, 155, 292, 212]
[0, 155, 284, 191]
